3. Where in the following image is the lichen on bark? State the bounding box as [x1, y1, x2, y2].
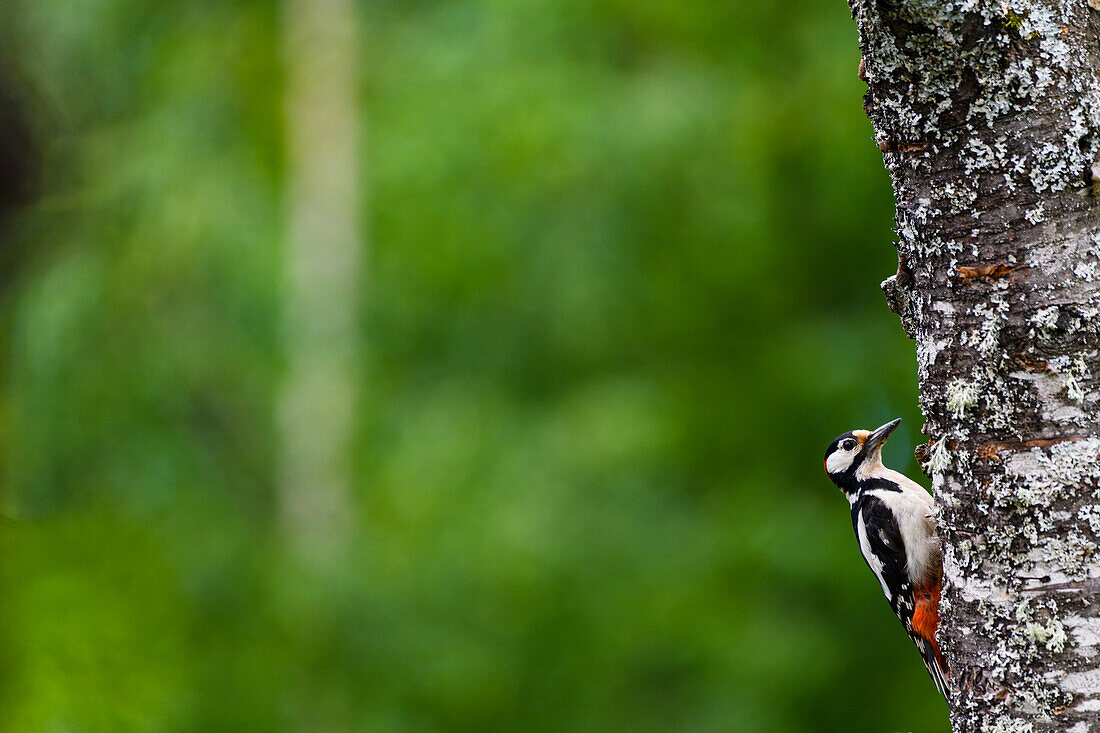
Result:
[847, 0, 1100, 730]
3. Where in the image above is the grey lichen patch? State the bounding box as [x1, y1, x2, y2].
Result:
[1048, 355, 1090, 406]
[917, 332, 953, 371]
[1031, 306, 1061, 339]
[1072, 259, 1097, 283]
[1025, 527, 1096, 578]
[929, 435, 954, 473]
[964, 301, 1010, 358]
[983, 715, 1036, 733]
[1024, 619, 1067, 652]
[947, 379, 982, 418]
[1078, 505, 1100, 535]
[1018, 599, 1069, 654]
[1025, 203, 1047, 224]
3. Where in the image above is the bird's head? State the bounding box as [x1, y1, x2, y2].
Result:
[823, 418, 901, 491]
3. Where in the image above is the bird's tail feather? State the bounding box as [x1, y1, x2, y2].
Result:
[914, 634, 950, 699]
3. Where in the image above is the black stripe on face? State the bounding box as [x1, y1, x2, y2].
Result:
[824, 431, 862, 490]
[824, 431, 860, 465]
[825, 430, 902, 495]
[824, 431, 857, 462]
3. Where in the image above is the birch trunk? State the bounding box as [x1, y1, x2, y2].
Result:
[847, 1, 1100, 730]
[278, 0, 362, 562]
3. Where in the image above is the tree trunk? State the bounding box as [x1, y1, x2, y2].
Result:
[848, 1, 1100, 730]
[278, 0, 362, 562]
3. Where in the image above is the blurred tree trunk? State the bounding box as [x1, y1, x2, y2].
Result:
[278, 0, 362, 561]
[848, 1, 1100, 730]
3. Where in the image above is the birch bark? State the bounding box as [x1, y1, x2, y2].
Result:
[848, 1, 1100, 730]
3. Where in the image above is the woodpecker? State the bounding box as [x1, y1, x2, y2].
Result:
[824, 418, 949, 698]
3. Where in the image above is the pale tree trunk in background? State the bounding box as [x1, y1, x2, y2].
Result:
[278, 0, 362, 562]
[848, 1, 1100, 730]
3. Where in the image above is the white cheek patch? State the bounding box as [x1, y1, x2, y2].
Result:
[826, 450, 854, 474]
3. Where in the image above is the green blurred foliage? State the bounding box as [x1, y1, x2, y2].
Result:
[0, 0, 948, 730]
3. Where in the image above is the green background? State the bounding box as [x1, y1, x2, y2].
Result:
[0, 1, 947, 730]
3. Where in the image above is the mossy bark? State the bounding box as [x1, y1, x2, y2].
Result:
[848, 0, 1100, 730]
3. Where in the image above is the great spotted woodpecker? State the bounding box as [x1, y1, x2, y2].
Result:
[824, 418, 949, 698]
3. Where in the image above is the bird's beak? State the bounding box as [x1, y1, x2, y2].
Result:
[864, 418, 901, 454]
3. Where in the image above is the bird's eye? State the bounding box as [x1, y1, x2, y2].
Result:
[842, 439, 857, 451]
